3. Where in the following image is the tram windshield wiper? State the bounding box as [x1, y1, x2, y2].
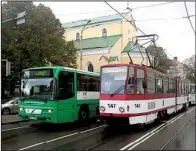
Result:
[110, 85, 125, 96]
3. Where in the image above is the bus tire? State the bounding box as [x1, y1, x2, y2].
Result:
[79, 105, 89, 121]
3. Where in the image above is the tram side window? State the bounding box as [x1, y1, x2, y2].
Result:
[136, 69, 144, 94]
[77, 74, 100, 91]
[179, 82, 181, 94]
[163, 78, 169, 94]
[147, 71, 155, 94]
[156, 78, 163, 93]
[184, 83, 186, 95]
[191, 85, 195, 94]
[168, 78, 175, 94]
[58, 71, 74, 99]
[181, 83, 184, 95]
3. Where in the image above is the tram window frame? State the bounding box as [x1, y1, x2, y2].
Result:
[182, 82, 184, 94]
[136, 69, 145, 95]
[163, 77, 169, 94]
[58, 71, 74, 100]
[77, 74, 100, 92]
[147, 71, 155, 94]
[127, 67, 135, 94]
[179, 82, 181, 94]
[168, 78, 175, 94]
[155, 78, 163, 94]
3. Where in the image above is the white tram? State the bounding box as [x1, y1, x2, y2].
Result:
[189, 83, 196, 105]
[99, 63, 194, 126]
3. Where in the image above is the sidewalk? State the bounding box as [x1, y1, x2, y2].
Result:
[2, 114, 21, 124]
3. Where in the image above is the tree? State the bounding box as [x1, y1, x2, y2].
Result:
[183, 55, 195, 83]
[2, 2, 77, 98]
[146, 45, 172, 73]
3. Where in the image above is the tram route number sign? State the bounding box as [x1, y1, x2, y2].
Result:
[108, 104, 116, 108]
[148, 102, 156, 109]
[135, 104, 140, 108]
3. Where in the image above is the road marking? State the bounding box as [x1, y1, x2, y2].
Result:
[46, 133, 78, 143]
[120, 115, 180, 151]
[2, 125, 30, 132]
[121, 108, 195, 150]
[80, 125, 106, 133]
[19, 124, 107, 150]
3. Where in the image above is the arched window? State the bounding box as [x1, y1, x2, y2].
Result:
[88, 63, 94, 72]
[76, 33, 80, 40]
[102, 28, 107, 37]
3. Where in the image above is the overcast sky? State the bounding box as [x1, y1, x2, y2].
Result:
[34, 2, 195, 62]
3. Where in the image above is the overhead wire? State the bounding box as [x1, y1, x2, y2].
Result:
[133, 15, 195, 22]
[183, 1, 196, 35]
[55, 2, 179, 16]
[131, 1, 179, 10]
[104, 1, 150, 38]
[104, 1, 184, 65]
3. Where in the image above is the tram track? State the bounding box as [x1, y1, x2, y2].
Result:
[120, 107, 195, 150]
[2, 107, 195, 150]
[45, 108, 195, 151]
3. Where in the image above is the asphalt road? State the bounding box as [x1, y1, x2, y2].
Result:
[2, 114, 20, 124]
[2, 106, 195, 150]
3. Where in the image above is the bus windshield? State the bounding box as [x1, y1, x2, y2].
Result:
[101, 66, 128, 94]
[20, 78, 56, 100]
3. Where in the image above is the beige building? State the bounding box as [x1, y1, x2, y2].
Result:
[63, 11, 151, 72]
[168, 57, 186, 79]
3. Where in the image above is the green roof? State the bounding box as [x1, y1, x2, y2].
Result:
[108, 56, 119, 62]
[99, 55, 119, 62]
[122, 41, 145, 53]
[73, 34, 122, 50]
[63, 12, 129, 29]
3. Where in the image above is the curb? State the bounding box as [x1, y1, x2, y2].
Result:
[2, 120, 29, 125]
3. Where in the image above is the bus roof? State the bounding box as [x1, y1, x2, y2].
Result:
[23, 66, 100, 76]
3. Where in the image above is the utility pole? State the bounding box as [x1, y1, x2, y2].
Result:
[80, 20, 91, 70]
[2, 59, 11, 76]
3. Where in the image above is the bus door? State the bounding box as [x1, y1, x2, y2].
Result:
[57, 71, 77, 122]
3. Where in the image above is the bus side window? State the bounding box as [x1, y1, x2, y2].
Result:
[58, 71, 74, 100]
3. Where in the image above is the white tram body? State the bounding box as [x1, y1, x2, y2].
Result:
[99, 64, 193, 125]
[189, 84, 196, 105]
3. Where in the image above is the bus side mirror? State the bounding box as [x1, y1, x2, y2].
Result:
[142, 80, 147, 89]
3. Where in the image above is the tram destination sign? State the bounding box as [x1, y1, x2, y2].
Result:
[102, 66, 127, 73]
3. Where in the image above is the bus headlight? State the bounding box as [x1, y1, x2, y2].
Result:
[119, 107, 125, 113]
[46, 109, 53, 113]
[20, 107, 24, 111]
[100, 106, 105, 112]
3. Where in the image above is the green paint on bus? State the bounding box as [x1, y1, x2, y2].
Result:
[18, 66, 100, 123]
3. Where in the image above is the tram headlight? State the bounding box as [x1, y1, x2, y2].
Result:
[100, 106, 105, 112]
[119, 107, 125, 113]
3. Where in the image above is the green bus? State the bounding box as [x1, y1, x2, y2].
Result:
[19, 66, 100, 123]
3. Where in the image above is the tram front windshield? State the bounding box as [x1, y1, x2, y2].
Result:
[101, 66, 128, 94]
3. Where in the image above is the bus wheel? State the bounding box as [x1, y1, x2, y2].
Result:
[79, 106, 89, 121]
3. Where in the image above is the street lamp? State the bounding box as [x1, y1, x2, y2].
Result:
[80, 20, 91, 70]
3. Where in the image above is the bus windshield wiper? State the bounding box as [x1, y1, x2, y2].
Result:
[110, 85, 125, 96]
